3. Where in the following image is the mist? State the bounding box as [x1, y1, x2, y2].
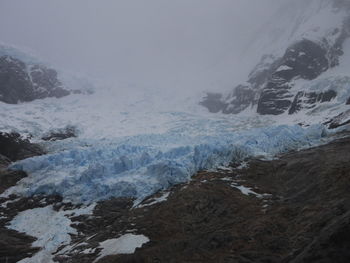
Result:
[0, 0, 281, 92]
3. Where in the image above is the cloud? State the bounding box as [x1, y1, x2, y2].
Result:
[0, 0, 281, 92]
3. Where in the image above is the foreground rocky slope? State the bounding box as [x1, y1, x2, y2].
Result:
[1, 133, 350, 262]
[0, 134, 46, 262]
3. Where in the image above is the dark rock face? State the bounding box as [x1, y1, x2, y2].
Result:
[0, 154, 11, 169]
[257, 76, 294, 115]
[0, 133, 49, 262]
[278, 39, 329, 81]
[289, 90, 337, 115]
[257, 40, 331, 115]
[0, 56, 70, 104]
[199, 93, 227, 113]
[0, 132, 44, 195]
[41, 126, 78, 141]
[328, 109, 350, 129]
[247, 54, 282, 91]
[222, 85, 255, 114]
[0, 228, 39, 263]
[0, 132, 44, 162]
[0, 170, 27, 194]
[29, 64, 70, 99]
[200, 55, 281, 114]
[0, 56, 34, 104]
[200, 87, 256, 114]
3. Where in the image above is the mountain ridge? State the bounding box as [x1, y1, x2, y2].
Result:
[201, 0, 350, 123]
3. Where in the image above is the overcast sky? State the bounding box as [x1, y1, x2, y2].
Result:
[0, 0, 282, 92]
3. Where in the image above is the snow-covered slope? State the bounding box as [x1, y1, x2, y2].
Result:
[247, 0, 349, 58]
[0, 43, 91, 104]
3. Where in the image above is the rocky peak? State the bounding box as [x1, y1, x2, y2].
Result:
[201, 0, 350, 117]
[0, 55, 70, 104]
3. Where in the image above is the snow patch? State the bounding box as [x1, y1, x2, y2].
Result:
[231, 184, 263, 198]
[93, 234, 149, 262]
[230, 183, 272, 199]
[7, 204, 95, 263]
[137, 192, 170, 208]
[276, 65, 293, 72]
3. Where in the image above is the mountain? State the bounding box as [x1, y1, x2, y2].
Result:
[1, 1, 350, 262]
[201, 0, 350, 127]
[0, 44, 72, 104]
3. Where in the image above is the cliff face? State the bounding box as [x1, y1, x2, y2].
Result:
[201, 0, 350, 119]
[256, 37, 343, 115]
[0, 55, 70, 104]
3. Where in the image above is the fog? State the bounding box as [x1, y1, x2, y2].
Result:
[0, 0, 282, 92]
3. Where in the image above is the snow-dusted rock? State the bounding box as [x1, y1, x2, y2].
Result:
[201, 0, 350, 117]
[0, 55, 70, 104]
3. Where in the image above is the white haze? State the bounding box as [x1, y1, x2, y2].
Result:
[0, 0, 282, 93]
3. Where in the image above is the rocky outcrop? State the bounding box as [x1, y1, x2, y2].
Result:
[199, 93, 227, 114]
[0, 56, 70, 104]
[328, 109, 350, 129]
[41, 126, 78, 141]
[0, 133, 50, 262]
[200, 87, 256, 114]
[0, 132, 44, 193]
[257, 39, 332, 115]
[0, 132, 44, 162]
[289, 90, 337, 114]
[222, 85, 256, 114]
[202, 35, 348, 116]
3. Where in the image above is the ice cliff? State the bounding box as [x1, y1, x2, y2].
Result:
[4, 124, 327, 204]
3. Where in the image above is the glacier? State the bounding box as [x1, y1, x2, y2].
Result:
[1, 40, 348, 205]
[4, 124, 328, 204]
[1, 50, 348, 204]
